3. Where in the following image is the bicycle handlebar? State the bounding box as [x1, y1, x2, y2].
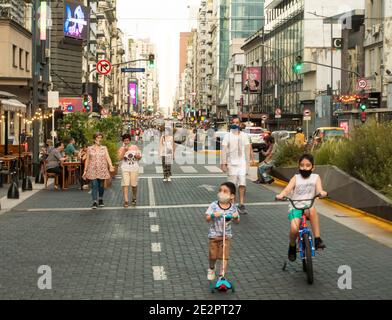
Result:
[276, 194, 326, 211]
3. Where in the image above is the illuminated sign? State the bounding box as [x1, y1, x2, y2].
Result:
[242, 67, 262, 94]
[64, 1, 88, 40]
[129, 82, 138, 106]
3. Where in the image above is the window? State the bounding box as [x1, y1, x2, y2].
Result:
[25, 52, 30, 71]
[19, 48, 24, 70]
[12, 45, 17, 68]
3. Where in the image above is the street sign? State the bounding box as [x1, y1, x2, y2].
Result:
[303, 116, 311, 121]
[303, 109, 311, 117]
[121, 68, 145, 73]
[357, 78, 368, 90]
[48, 91, 59, 109]
[261, 114, 268, 121]
[332, 38, 343, 49]
[96, 59, 112, 75]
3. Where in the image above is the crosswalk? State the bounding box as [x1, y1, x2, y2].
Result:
[117, 165, 223, 175]
[153, 165, 222, 174]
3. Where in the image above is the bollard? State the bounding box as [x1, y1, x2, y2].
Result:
[7, 172, 19, 199]
[22, 177, 33, 191]
[35, 171, 44, 184]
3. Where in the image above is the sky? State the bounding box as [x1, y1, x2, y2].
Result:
[117, 0, 201, 111]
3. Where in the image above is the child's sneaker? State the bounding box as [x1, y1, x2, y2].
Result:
[288, 243, 297, 261]
[315, 237, 326, 250]
[207, 268, 216, 281]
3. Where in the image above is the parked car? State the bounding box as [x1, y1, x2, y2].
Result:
[272, 130, 297, 143]
[312, 127, 346, 142]
[244, 127, 267, 152]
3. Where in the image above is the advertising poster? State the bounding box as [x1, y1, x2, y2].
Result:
[64, 1, 88, 40]
[242, 67, 262, 93]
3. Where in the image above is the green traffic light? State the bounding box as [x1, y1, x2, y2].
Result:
[360, 104, 366, 111]
[294, 64, 302, 73]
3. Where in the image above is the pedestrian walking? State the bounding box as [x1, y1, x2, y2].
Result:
[82, 132, 115, 209]
[118, 133, 142, 207]
[159, 126, 175, 182]
[221, 117, 252, 215]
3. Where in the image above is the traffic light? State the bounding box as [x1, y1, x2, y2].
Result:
[148, 54, 155, 68]
[293, 55, 303, 73]
[83, 94, 90, 112]
[361, 111, 367, 123]
[360, 102, 367, 112]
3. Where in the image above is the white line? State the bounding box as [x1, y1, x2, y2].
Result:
[139, 174, 225, 179]
[150, 225, 160, 232]
[24, 202, 286, 212]
[151, 243, 161, 252]
[155, 166, 163, 174]
[139, 167, 144, 174]
[204, 166, 223, 173]
[148, 178, 156, 206]
[0, 181, 52, 215]
[180, 166, 198, 173]
[152, 266, 167, 280]
[149, 211, 157, 218]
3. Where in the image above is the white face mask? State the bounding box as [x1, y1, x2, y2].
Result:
[218, 192, 231, 204]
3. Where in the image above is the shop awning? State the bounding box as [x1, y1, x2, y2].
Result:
[0, 99, 27, 112]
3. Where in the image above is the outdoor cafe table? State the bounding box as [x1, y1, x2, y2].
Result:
[61, 161, 81, 191]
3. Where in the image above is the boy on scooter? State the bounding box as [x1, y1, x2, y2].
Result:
[205, 182, 240, 281]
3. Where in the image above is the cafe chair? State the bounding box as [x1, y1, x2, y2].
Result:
[43, 161, 59, 190]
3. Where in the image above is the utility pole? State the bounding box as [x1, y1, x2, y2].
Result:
[261, 28, 265, 114]
[330, 17, 334, 126]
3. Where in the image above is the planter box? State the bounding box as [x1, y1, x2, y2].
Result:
[272, 165, 392, 222]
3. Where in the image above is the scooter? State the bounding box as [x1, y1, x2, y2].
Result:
[210, 213, 235, 293]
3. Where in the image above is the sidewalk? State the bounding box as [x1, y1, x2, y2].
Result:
[247, 166, 392, 248]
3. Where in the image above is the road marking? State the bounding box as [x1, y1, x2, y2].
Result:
[149, 211, 157, 218]
[0, 181, 52, 215]
[139, 174, 226, 179]
[180, 166, 197, 173]
[152, 266, 167, 280]
[151, 243, 162, 252]
[23, 202, 287, 212]
[155, 166, 163, 174]
[148, 178, 156, 206]
[198, 184, 216, 192]
[204, 166, 223, 173]
[150, 225, 160, 232]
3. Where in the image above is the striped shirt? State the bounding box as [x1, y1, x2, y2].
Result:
[206, 201, 239, 239]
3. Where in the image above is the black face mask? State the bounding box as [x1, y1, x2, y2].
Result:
[299, 169, 312, 178]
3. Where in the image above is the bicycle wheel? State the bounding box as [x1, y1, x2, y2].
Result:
[303, 233, 314, 284]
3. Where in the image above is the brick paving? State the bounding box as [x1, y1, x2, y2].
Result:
[0, 160, 391, 300]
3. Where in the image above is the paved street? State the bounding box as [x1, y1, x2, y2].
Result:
[0, 144, 391, 300]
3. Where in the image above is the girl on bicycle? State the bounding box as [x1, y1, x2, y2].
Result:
[276, 154, 327, 262]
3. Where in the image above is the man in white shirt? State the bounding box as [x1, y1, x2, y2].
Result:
[220, 117, 252, 214]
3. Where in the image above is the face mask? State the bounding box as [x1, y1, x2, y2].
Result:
[218, 192, 231, 204]
[230, 125, 240, 130]
[299, 169, 312, 178]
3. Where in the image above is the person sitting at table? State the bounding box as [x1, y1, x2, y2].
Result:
[46, 142, 67, 190]
[65, 138, 78, 157]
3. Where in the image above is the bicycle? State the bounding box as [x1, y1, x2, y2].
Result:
[276, 194, 325, 284]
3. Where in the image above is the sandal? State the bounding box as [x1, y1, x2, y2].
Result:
[123, 201, 129, 208]
[131, 199, 137, 207]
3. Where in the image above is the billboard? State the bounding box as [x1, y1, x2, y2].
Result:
[242, 67, 262, 93]
[64, 1, 88, 40]
[60, 97, 83, 113]
[129, 82, 138, 107]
